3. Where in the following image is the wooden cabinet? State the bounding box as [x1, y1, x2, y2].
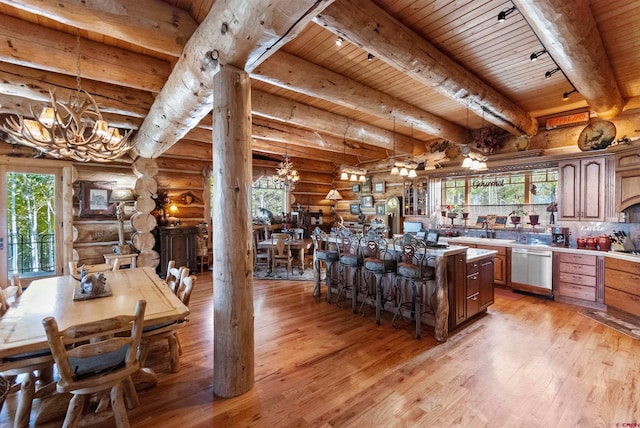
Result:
[402, 179, 428, 216]
[604, 257, 640, 317]
[558, 156, 615, 222]
[614, 147, 640, 211]
[156, 226, 198, 278]
[555, 252, 604, 308]
[448, 253, 494, 330]
[477, 244, 507, 286]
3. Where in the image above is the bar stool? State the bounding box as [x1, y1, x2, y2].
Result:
[336, 235, 362, 313]
[360, 237, 397, 325]
[392, 241, 434, 339]
[311, 231, 340, 302]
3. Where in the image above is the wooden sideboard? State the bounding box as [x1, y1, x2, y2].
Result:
[156, 226, 198, 278]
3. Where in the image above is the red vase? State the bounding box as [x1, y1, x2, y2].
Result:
[577, 237, 586, 249]
[597, 234, 611, 251]
[586, 235, 597, 250]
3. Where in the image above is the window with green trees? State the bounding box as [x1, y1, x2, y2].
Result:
[251, 178, 285, 218]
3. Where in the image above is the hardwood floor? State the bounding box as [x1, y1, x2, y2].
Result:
[2, 271, 640, 427]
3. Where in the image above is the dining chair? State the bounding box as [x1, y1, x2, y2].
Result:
[166, 265, 189, 295]
[271, 233, 293, 279]
[392, 241, 435, 339]
[1, 275, 23, 316]
[140, 275, 195, 373]
[360, 237, 397, 324]
[253, 230, 270, 271]
[336, 235, 363, 313]
[164, 260, 176, 283]
[41, 299, 146, 428]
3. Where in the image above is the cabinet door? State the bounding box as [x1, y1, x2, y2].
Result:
[493, 254, 506, 285]
[478, 258, 494, 310]
[580, 158, 605, 221]
[558, 160, 580, 221]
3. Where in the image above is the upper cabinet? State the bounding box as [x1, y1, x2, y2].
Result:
[614, 147, 640, 211]
[403, 179, 428, 216]
[558, 156, 616, 222]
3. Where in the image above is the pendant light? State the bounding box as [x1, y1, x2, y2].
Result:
[390, 117, 399, 175]
[407, 123, 417, 178]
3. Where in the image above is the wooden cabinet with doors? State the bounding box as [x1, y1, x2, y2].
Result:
[447, 252, 495, 330]
[613, 147, 640, 211]
[476, 244, 507, 286]
[558, 156, 615, 222]
[155, 226, 198, 278]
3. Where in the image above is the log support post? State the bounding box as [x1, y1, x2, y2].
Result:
[212, 65, 254, 397]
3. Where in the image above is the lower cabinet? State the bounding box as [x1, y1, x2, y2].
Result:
[555, 252, 604, 308]
[477, 244, 507, 286]
[604, 257, 640, 317]
[156, 226, 198, 278]
[448, 253, 495, 330]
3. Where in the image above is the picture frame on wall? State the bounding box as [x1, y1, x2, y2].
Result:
[361, 178, 372, 193]
[79, 181, 116, 217]
[350, 203, 361, 215]
[352, 184, 360, 192]
[373, 181, 385, 193]
[375, 203, 386, 215]
[361, 195, 374, 208]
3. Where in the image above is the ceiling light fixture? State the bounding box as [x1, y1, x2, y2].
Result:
[341, 166, 367, 182]
[497, 6, 517, 22]
[562, 88, 578, 101]
[3, 34, 132, 162]
[545, 67, 561, 78]
[272, 145, 299, 190]
[367, 53, 374, 61]
[529, 49, 547, 62]
[336, 37, 344, 47]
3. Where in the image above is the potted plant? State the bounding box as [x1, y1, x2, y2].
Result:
[508, 206, 528, 225]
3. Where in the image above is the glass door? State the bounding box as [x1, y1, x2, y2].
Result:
[0, 163, 64, 286]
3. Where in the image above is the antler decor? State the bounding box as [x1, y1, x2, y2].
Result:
[3, 90, 133, 162]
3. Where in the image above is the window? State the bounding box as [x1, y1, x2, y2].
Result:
[251, 178, 285, 218]
[441, 169, 557, 223]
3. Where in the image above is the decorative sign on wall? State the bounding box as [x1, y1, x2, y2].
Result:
[471, 178, 505, 188]
[545, 111, 590, 130]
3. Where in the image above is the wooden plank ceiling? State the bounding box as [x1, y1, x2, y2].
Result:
[0, 0, 638, 170]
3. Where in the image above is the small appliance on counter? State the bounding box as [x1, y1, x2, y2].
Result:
[551, 227, 570, 247]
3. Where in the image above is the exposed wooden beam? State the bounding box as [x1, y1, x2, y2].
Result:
[0, 0, 197, 57]
[252, 139, 350, 165]
[252, 51, 472, 144]
[132, 0, 337, 159]
[252, 90, 416, 155]
[0, 13, 170, 92]
[513, 0, 625, 120]
[0, 63, 154, 117]
[314, 0, 538, 137]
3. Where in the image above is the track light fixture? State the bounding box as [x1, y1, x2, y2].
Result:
[545, 67, 561, 79]
[367, 53, 374, 62]
[497, 6, 516, 22]
[336, 37, 344, 47]
[530, 49, 547, 62]
[562, 88, 578, 101]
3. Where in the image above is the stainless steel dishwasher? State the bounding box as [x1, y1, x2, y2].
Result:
[510, 248, 553, 297]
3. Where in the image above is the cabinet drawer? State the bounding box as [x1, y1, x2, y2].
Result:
[605, 287, 640, 318]
[558, 253, 596, 266]
[467, 261, 480, 275]
[467, 272, 479, 296]
[558, 271, 596, 287]
[557, 282, 596, 301]
[559, 262, 596, 276]
[606, 257, 640, 276]
[605, 268, 640, 296]
[466, 292, 480, 317]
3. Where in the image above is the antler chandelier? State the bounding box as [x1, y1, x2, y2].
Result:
[272, 154, 300, 190]
[2, 35, 132, 163]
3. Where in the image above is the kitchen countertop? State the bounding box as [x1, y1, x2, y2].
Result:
[443, 236, 640, 262]
[466, 248, 498, 262]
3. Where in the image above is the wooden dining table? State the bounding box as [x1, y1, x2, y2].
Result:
[0, 266, 190, 424]
[257, 238, 313, 274]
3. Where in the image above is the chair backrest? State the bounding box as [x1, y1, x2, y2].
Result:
[1, 274, 23, 314]
[340, 235, 361, 258]
[271, 233, 291, 257]
[41, 300, 146, 392]
[165, 260, 176, 282]
[177, 275, 197, 307]
[167, 266, 189, 294]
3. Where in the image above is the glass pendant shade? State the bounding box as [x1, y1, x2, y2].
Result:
[390, 166, 399, 175]
[408, 168, 417, 178]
